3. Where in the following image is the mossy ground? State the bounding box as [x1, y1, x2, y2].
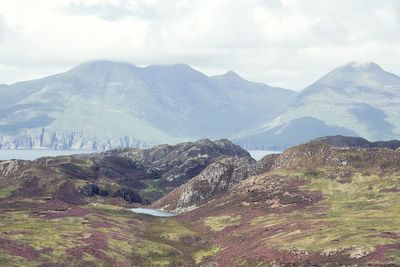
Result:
[2, 146, 400, 266]
[138, 179, 165, 201]
[190, 165, 400, 266]
[193, 245, 221, 264]
[271, 171, 400, 259]
[0, 185, 19, 198]
[0, 199, 213, 266]
[204, 215, 241, 231]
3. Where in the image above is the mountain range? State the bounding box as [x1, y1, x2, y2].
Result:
[0, 60, 399, 149]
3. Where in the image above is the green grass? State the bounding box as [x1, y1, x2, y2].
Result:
[204, 215, 241, 231]
[138, 179, 165, 201]
[0, 185, 19, 198]
[198, 166, 400, 265]
[0, 253, 34, 267]
[0, 202, 215, 266]
[386, 250, 400, 264]
[193, 246, 221, 264]
[0, 212, 89, 251]
[249, 171, 400, 256]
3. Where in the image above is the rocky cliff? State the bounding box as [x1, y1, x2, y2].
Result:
[0, 128, 152, 149]
[152, 153, 279, 212]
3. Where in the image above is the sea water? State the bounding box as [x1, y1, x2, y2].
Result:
[248, 150, 281, 160]
[0, 150, 100, 161]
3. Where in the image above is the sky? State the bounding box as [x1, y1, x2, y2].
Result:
[1, 0, 400, 90]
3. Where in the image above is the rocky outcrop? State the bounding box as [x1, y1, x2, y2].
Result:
[153, 135, 400, 212]
[273, 137, 400, 171]
[79, 184, 108, 197]
[312, 135, 400, 149]
[0, 138, 252, 204]
[104, 138, 252, 187]
[152, 157, 251, 211]
[153, 153, 280, 212]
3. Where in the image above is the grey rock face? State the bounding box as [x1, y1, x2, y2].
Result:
[0, 138, 253, 204]
[104, 138, 252, 187]
[152, 153, 280, 211]
[0, 128, 152, 149]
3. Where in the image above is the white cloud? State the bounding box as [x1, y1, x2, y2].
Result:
[0, 0, 400, 90]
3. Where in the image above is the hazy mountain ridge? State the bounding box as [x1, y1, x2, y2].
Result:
[234, 61, 400, 149]
[1, 60, 400, 150]
[0, 60, 297, 149]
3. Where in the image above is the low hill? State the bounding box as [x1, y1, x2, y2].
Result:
[0, 139, 251, 204]
[1, 136, 400, 266]
[313, 135, 400, 149]
[176, 138, 400, 265]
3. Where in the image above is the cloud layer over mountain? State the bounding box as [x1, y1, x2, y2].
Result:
[1, 0, 400, 89]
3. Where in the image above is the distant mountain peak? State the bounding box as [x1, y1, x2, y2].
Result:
[224, 70, 240, 77]
[73, 59, 135, 68]
[344, 61, 383, 71]
[305, 61, 400, 90]
[145, 63, 195, 71]
[67, 60, 137, 75]
[213, 70, 246, 82]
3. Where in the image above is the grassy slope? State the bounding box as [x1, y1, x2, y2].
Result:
[179, 146, 400, 266]
[1, 143, 400, 266]
[0, 198, 217, 267]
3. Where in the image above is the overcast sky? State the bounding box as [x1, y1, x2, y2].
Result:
[1, 0, 400, 90]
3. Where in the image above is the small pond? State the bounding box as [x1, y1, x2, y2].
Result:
[249, 150, 282, 160]
[130, 208, 177, 217]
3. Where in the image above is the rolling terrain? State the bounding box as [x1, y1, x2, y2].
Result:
[1, 136, 400, 266]
[0, 139, 251, 204]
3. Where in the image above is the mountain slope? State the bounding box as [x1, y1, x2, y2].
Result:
[155, 135, 400, 213]
[0, 60, 297, 149]
[213, 71, 296, 125]
[234, 62, 400, 149]
[2, 137, 400, 266]
[177, 138, 400, 266]
[2, 60, 400, 150]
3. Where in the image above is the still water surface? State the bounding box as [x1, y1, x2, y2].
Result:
[130, 208, 177, 217]
[0, 150, 100, 161]
[0, 149, 281, 161]
[249, 150, 281, 160]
